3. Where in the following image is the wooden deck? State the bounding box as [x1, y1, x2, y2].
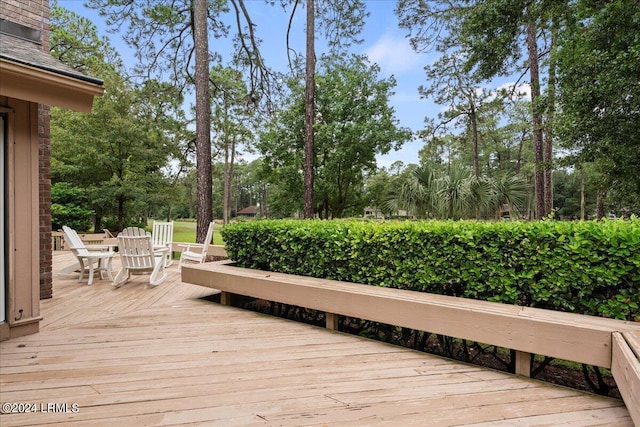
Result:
[0, 252, 633, 426]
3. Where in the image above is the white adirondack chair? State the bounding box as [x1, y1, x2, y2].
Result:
[61, 226, 115, 286]
[120, 226, 149, 237]
[179, 222, 214, 268]
[113, 235, 168, 288]
[152, 221, 174, 267]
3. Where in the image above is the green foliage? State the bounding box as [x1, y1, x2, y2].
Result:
[257, 53, 411, 219]
[459, 0, 529, 79]
[50, 4, 191, 231]
[87, 0, 230, 83]
[397, 0, 639, 217]
[315, 0, 369, 50]
[51, 79, 186, 230]
[222, 219, 640, 321]
[385, 162, 530, 220]
[100, 217, 146, 232]
[553, 167, 598, 219]
[50, 2, 122, 78]
[51, 182, 94, 231]
[557, 0, 640, 199]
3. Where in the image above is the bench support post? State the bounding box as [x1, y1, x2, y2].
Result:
[220, 291, 231, 306]
[515, 351, 532, 377]
[326, 312, 339, 330]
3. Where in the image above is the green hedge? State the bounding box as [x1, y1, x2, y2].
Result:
[221, 219, 640, 321]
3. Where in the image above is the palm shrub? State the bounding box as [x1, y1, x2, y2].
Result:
[384, 163, 529, 220]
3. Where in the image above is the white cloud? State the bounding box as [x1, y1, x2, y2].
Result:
[376, 138, 424, 169]
[364, 35, 422, 76]
[497, 82, 532, 100]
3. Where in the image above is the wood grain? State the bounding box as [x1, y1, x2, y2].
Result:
[0, 252, 632, 426]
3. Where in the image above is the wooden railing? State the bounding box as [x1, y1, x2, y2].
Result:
[182, 260, 640, 426]
[52, 231, 227, 258]
[51, 231, 115, 250]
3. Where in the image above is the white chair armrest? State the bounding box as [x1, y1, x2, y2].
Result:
[84, 244, 113, 253]
[178, 243, 204, 251]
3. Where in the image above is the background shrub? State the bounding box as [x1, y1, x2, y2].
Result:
[51, 182, 93, 231]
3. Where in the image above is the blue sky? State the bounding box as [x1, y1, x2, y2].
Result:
[57, 0, 445, 168]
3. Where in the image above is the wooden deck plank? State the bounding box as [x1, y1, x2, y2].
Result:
[0, 252, 633, 426]
[2, 351, 468, 394]
[264, 392, 626, 427]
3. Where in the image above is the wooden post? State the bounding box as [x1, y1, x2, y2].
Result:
[326, 312, 338, 330]
[220, 291, 231, 306]
[515, 351, 532, 377]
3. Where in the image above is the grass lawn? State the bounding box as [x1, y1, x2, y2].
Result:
[152, 220, 224, 245]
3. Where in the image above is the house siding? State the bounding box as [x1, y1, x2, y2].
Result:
[1, 0, 53, 300]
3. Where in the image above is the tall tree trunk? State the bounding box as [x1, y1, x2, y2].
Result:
[117, 196, 125, 231]
[260, 184, 267, 217]
[544, 18, 558, 216]
[223, 135, 235, 225]
[93, 208, 103, 234]
[580, 165, 586, 220]
[526, 20, 545, 219]
[595, 187, 606, 219]
[194, 0, 212, 242]
[470, 107, 480, 179]
[470, 107, 481, 219]
[303, 0, 315, 219]
[515, 128, 525, 175]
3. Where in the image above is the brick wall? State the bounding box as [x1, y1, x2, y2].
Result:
[2, 0, 54, 299]
[38, 1, 53, 300]
[0, 0, 49, 38]
[39, 104, 52, 299]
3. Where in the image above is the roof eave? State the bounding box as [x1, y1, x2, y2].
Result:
[0, 58, 104, 113]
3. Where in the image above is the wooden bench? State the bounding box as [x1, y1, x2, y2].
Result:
[182, 260, 640, 425]
[612, 330, 640, 425]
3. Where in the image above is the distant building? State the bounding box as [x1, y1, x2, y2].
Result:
[236, 205, 259, 219]
[364, 207, 408, 219]
[364, 206, 385, 219]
